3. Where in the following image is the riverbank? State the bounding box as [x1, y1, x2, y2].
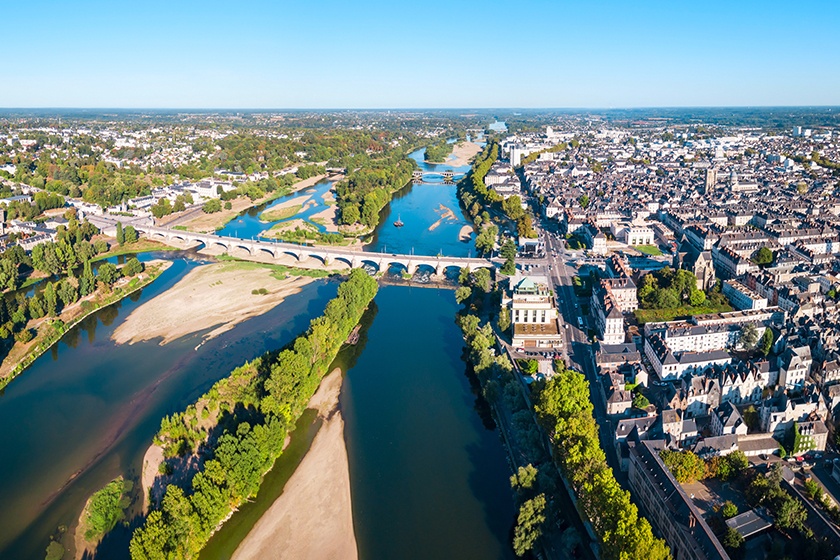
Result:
[427, 140, 482, 167]
[232, 368, 357, 560]
[258, 194, 310, 222]
[92, 238, 177, 262]
[0, 260, 173, 390]
[177, 175, 330, 233]
[111, 261, 315, 346]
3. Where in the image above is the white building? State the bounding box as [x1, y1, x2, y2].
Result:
[504, 275, 563, 350]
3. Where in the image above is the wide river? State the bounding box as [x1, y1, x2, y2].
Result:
[0, 145, 516, 559]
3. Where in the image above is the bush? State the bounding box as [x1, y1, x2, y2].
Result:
[721, 501, 739, 519]
[14, 328, 34, 344]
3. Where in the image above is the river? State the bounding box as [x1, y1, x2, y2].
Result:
[0, 145, 517, 559]
[365, 146, 477, 258]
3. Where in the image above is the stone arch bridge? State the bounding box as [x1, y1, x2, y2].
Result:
[133, 224, 497, 276]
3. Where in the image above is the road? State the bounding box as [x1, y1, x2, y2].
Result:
[530, 226, 626, 481]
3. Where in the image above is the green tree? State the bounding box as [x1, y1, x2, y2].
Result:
[758, 327, 773, 356]
[124, 225, 138, 244]
[721, 501, 739, 519]
[455, 286, 472, 304]
[97, 263, 120, 287]
[743, 406, 760, 432]
[518, 359, 539, 375]
[502, 196, 525, 221]
[501, 239, 517, 275]
[475, 226, 497, 256]
[43, 282, 58, 316]
[510, 464, 538, 491]
[660, 450, 706, 483]
[498, 306, 511, 332]
[57, 280, 78, 307]
[775, 496, 806, 531]
[472, 268, 492, 293]
[80, 260, 95, 296]
[739, 323, 759, 349]
[203, 199, 222, 213]
[633, 392, 650, 409]
[0, 259, 18, 291]
[752, 247, 773, 266]
[578, 194, 590, 209]
[123, 257, 144, 277]
[116, 222, 124, 245]
[513, 494, 546, 556]
[689, 289, 706, 306]
[722, 527, 744, 557]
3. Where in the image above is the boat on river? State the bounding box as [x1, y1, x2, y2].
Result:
[393, 214, 404, 227]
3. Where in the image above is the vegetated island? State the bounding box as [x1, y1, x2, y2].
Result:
[74, 477, 134, 559]
[424, 140, 455, 163]
[258, 194, 311, 222]
[111, 260, 323, 346]
[129, 269, 377, 560]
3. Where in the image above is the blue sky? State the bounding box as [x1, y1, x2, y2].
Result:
[4, 0, 839, 108]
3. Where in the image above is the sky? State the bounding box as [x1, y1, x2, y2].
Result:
[4, 0, 840, 108]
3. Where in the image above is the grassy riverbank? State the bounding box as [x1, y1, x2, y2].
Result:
[92, 239, 177, 262]
[0, 261, 172, 390]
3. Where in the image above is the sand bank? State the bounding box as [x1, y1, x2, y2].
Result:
[446, 141, 483, 167]
[111, 262, 313, 346]
[459, 224, 474, 241]
[309, 205, 339, 232]
[232, 369, 357, 560]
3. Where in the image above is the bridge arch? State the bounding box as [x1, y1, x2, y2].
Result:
[256, 246, 276, 259]
[231, 244, 253, 256]
[357, 259, 381, 273]
[331, 256, 354, 269]
[303, 253, 329, 266]
[211, 240, 229, 252]
[385, 261, 409, 275]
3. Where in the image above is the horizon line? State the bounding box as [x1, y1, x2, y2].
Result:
[0, 105, 838, 112]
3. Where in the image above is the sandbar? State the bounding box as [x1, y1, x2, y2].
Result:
[446, 141, 483, 167]
[309, 205, 340, 232]
[111, 262, 313, 346]
[232, 369, 357, 560]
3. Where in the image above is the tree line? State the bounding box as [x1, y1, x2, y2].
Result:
[536, 370, 671, 559]
[129, 269, 379, 560]
[0, 218, 145, 354]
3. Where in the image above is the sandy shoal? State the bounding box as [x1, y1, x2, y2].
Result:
[178, 175, 327, 233]
[309, 205, 339, 232]
[111, 262, 313, 346]
[446, 140, 483, 167]
[233, 369, 357, 560]
[459, 224, 474, 240]
[267, 194, 312, 212]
